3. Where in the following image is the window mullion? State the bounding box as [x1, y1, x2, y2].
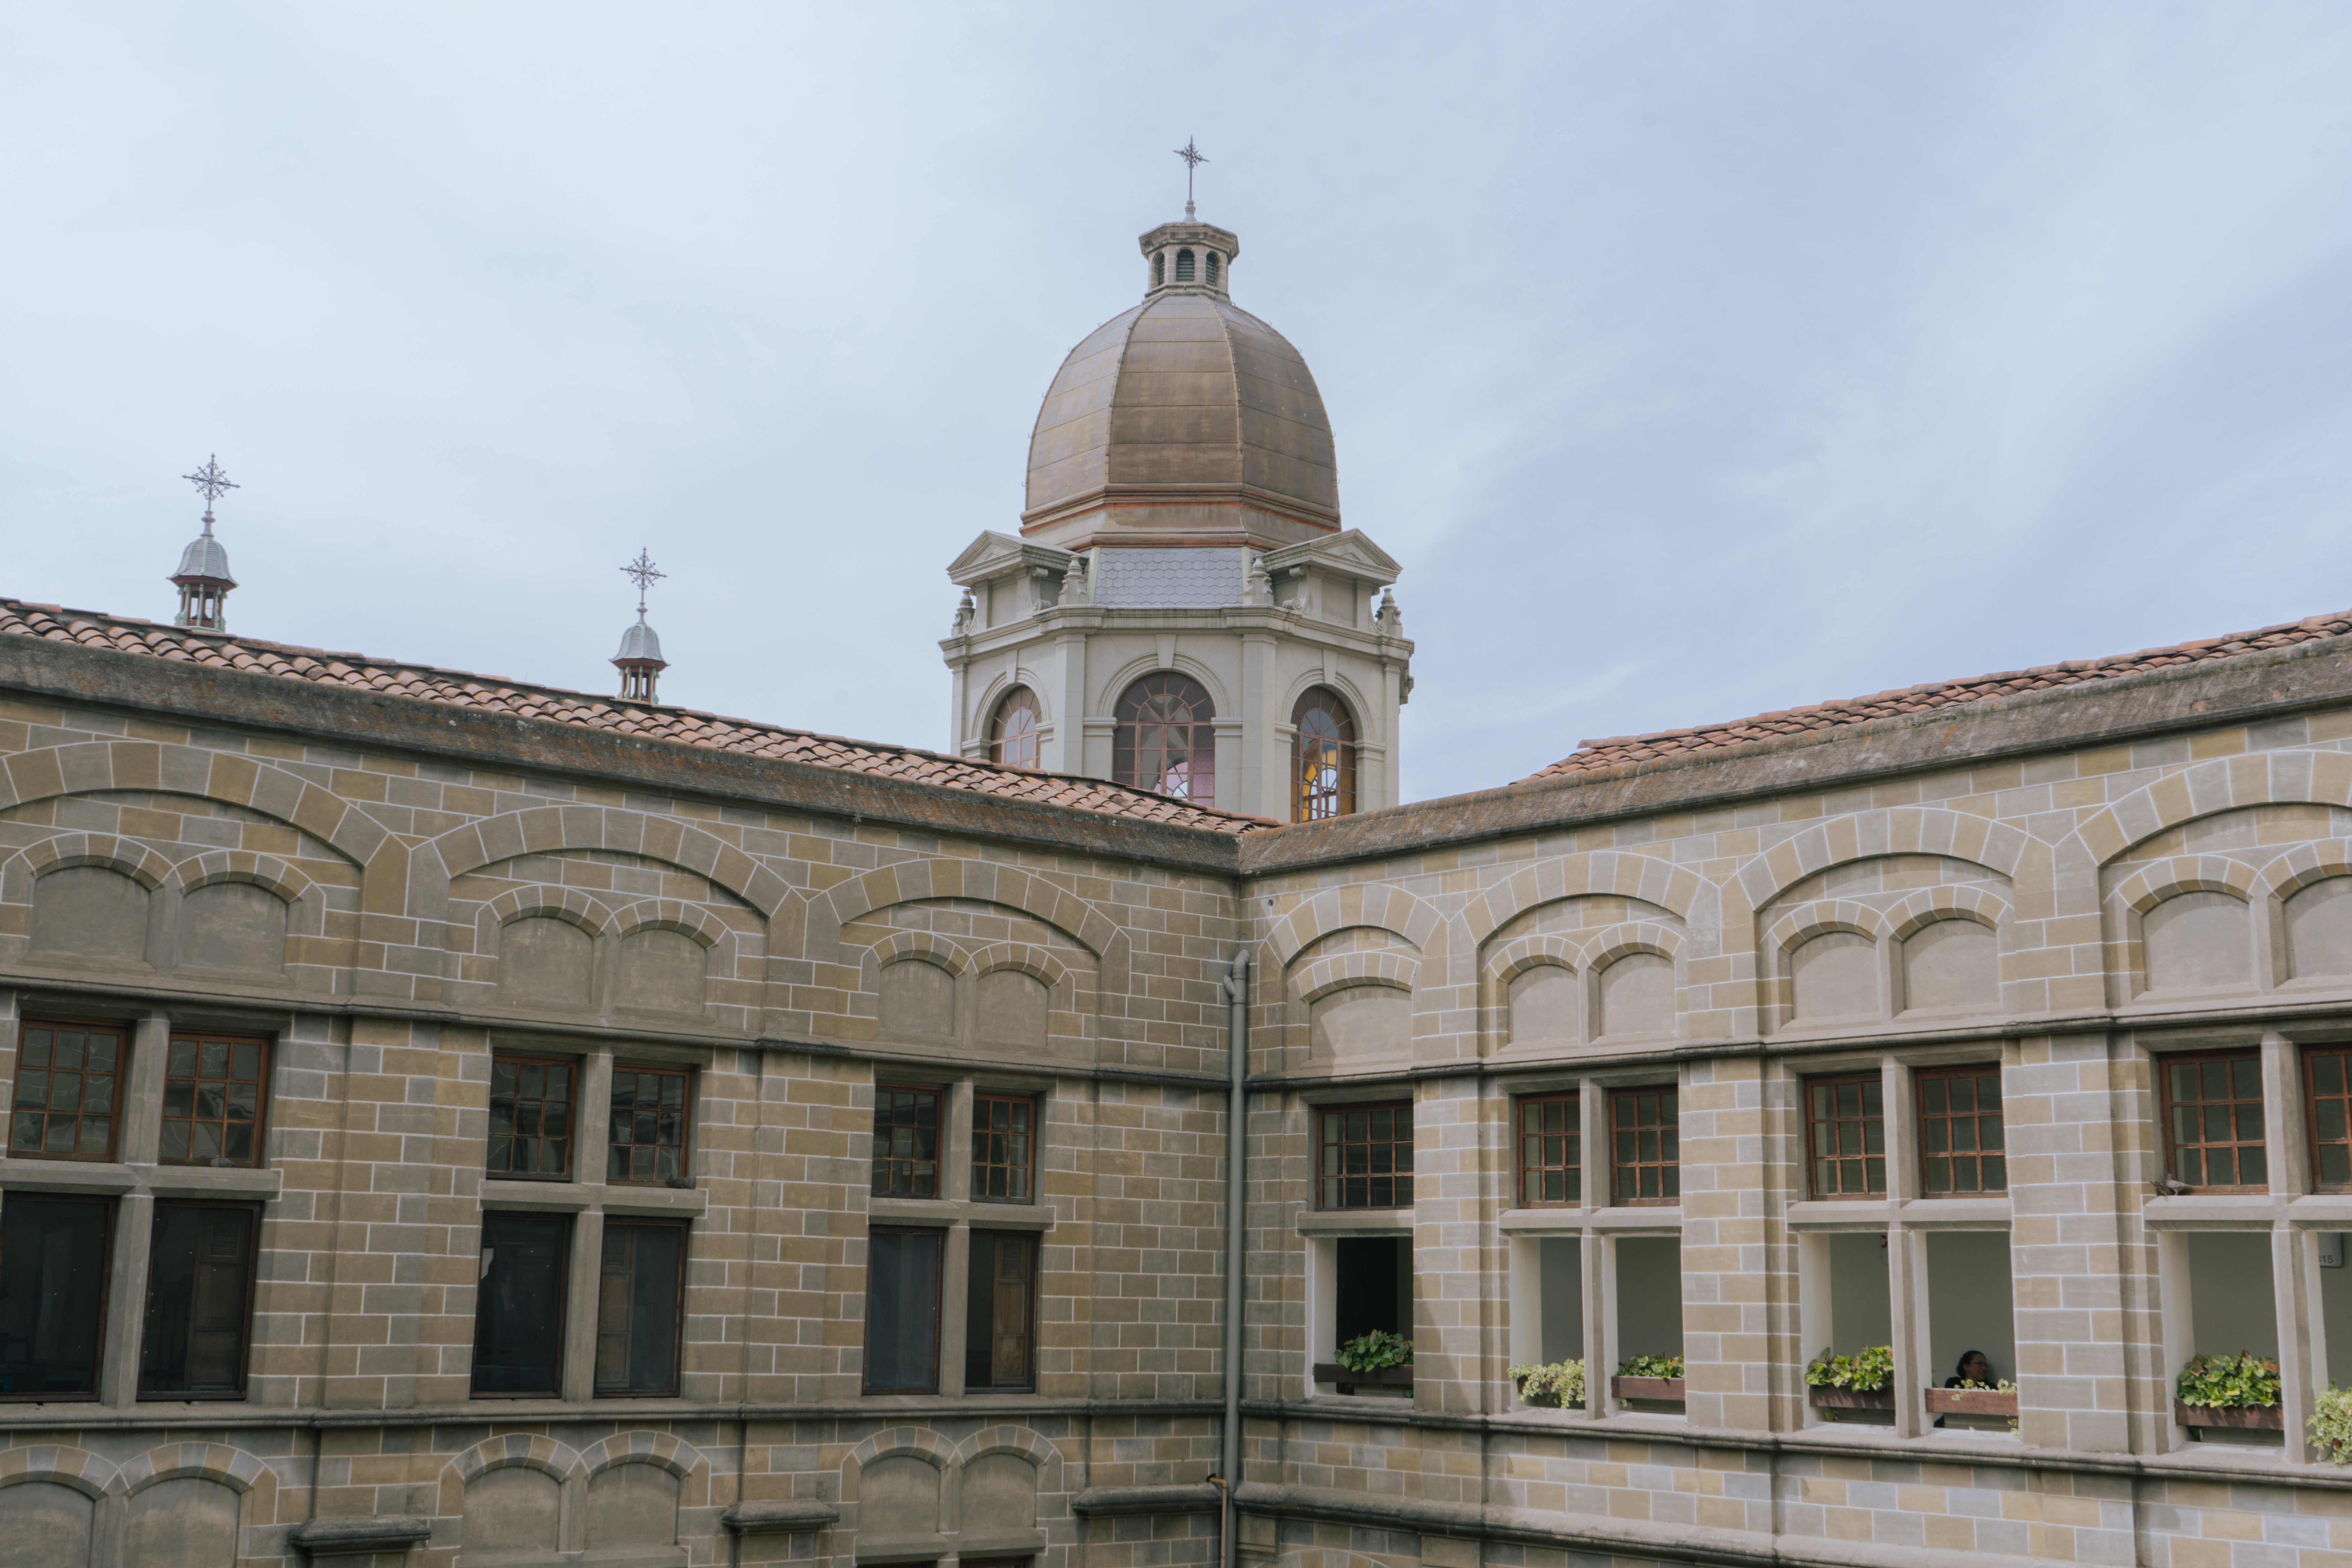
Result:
[123, 1011, 170, 1165]
[939, 1221, 971, 1398]
[97, 1191, 146, 1407]
[560, 1050, 615, 1402]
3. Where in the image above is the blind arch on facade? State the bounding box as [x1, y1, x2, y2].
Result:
[1113, 674, 1216, 806]
[990, 686, 1043, 771]
[1291, 687, 1357, 822]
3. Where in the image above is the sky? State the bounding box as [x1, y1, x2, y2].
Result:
[6, 3, 2352, 804]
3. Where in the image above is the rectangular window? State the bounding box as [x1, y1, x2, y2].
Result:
[2161, 1050, 2267, 1192]
[2311, 1046, 2352, 1191]
[1806, 1073, 1885, 1197]
[139, 1202, 258, 1398]
[1517, 1093, 1581, 1207]
[595, 1218, 686, 1397]
[872, 1085, 942, 1198]
[864, 1227, 942, 1393]
[160, 1032, 270, 1166]
[607, 1065, 691, 1184]
[9, 1019, 127, 1162]
[972, 1093, 1036, 1203]
[0, 1194, 113, 1399]
[1611, 1086, 1679, 1205]
[1319, 1102, 1414, 1210]
[965, 1229, 1036, 1390]
[1918, 1065, 2006, 1195]
[473, 1211, 571, 1396]
[488, 1054, 576, 1179]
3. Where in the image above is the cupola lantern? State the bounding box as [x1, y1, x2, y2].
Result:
[171, 455, 240, 631]
[612, 548, 670, 703]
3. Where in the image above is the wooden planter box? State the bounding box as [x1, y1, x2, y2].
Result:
[1611, 1376, 1686, 1403]
[1313, 1362, 1413, 1389]
[1808, 1386, 1896, 1410]
[1926, 1387, 2019, 1419]
[2175, 1400, 2284, 1430]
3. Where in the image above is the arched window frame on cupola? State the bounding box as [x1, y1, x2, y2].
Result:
[1206, 251, 1220, 286]
[1113, 673, 1216, 806]
[1175, 248, 1195, 283]
[1153, 252, 1165, 288]
[1291, 687, 1357, 822]
[990, 686, 1043, 771]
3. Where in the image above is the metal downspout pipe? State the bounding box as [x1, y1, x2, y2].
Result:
[1220, 944, 1252, 1568]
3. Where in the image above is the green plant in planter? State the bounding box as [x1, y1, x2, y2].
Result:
[2310, 1384, 2352, 1462]
[2176, 1352, 2281, 1409]
[1334, 1329, 1413, 1373]
[1805, 1345, 1895, 1392]
[1508, 1359, 1586, 1408]
[1617, 1354, 1685, 1379]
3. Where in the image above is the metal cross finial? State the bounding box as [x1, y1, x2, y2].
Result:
[621, 548, 665, 617]
[1173, 137, 1207, 216]
[183, 454, 238, 529]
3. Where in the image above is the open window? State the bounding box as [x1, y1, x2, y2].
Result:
[965, 1230, 1036, 1390]
[2161, 1230, 2281, 1446]
[595, 1218, 686, 1398]
[1609, 1235, 1684, 1412]
[1799, 1230, 1895, 1426]
[1311, 1233, 1412, 1397]
[1921, 1232, 2015, 1431]
[139, 1200, 259, 1400]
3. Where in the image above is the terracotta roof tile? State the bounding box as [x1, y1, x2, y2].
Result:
[1521, 609, 2352, 782]
[0, 601, 1275, 835]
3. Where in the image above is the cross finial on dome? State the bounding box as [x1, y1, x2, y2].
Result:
[183, 454, 238, 530]
[621, 547, 665, 617]
[1173, 137, 1207, 219]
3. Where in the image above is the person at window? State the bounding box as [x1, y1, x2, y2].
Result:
[1935, 1349, 1996, 1428]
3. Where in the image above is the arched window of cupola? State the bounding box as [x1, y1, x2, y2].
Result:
[1153, 252, 1165, 287]
[1114, 674, 1216, 805]
[1206, 251, 1220, 286]
[1175, 248, 1195, 282]
[990, 686, 1043, 771]
[1291, 688, 1356, 822]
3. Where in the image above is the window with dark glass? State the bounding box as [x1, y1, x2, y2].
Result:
[488, 1054, 576, 1179]
[1611, 1087, 1679, 1205]
[965, 1229, 1036, 1390]
[472, 1211, 570, 1396]
[1517, 1093, 1580, 1206]
[0, 1195, 112, 1399]
[608, 1065, 690, 1184]
[1112, 674, 1216, 806]
[139, 1201, 257, 1398]
[1918, 1065, 2006, 1195]
[1291, 688, 1357, 822]
[1805, 1074, 1885, 1197]
[1319, 1102, 1414, 1210]
[864, 1227, 942, 1393]
[990, 687, 1043, 771]
[10, 1019, 126, 1161]
[596, 1218, 686, 1397]
[160, 1032, 269, 1166]
[873, 1085, 942, 1197]
[2309, 1046, 2352, 1190]
[972, 1092, 1035, 1202]
[2161, 1050, 2266, 1192]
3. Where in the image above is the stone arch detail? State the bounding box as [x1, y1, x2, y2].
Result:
[1291, 951, 1420, 1004]
[0, 1444, 114, 1498]
[1095, 651, 1233, 721]
[841, 1426, 954, 1476]
[2263, 840, 2352, 901]
[2109, 855, 2259, 916]
[818, 863, 1122, 962]
[429, 806, 793, 918]
[112, 1442, 269, 1498]
[872, 931, 972, 977]
[1734, 808, 2031, 912]
[0, 743, 393, 867]
[1484, 935, 1578, 987]
[1764, 900, 1890, 957]
[1268, 883, 1441, 970]
[577, 1431, 705, 1483]
[1883, 886, 2011, 939]
[444, 1433, 587, 1487]
[169, 849, 313, 902]
[611, 898, 726, 948]
[1278, 670, 1376, 735]
[2072, 752, 2352, 867]
[968, 942, 1077, 993]
[950, 1425, 1060, 1470]
[20, 832, 174, 889]
[974, 668, 1052, 726]
[1582, 922, 1684, 969]
[1463, 851, 1702, 948]
[488, 885, 616, 938]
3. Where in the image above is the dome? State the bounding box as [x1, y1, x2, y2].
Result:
[171, 530, 235, 586]
[614, 618, 666, 666]
[1022, 220, 1339, 552]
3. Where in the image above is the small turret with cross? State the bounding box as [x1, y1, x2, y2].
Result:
[170, 455, 241, 631]
[612, 548, 670, 702]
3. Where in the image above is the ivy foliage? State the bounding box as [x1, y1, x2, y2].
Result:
[1805, 1345, 1896, 1392]
[1334, 1329, 1413, 1373]
[2310, 1384, 2352, 1463]
[1508, 1359, 1586, 1408]
[1617, 1354, 1685, 1379]
[2176, 1351, 2281, 1410]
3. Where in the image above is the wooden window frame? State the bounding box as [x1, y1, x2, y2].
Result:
[487, 1051, 580, 1182]
[971, 1091, 1038, 1204]
[9, 1016, 131, 1163]
[471, 1210, 574, 1399]
[137, 1198, 262, 1402]
[0, 1192, 115, 1402]
[159, 1030, 273, 1168]
[1609, 1086, 1680, 1207]
[1290, 688, 1358, 823]
[990, 687, 1043, 772]
[1317, 1101, 1415, 1211]
[594, 1215, 689, 1399]
[1515, 1092, 1581, 1208]
[2158, 1048, 2269, 1194]
[1804, 1072, 1887, 1199]
[966, 1227, 1038, 1392]
[872, 1084, 944, 1199]
[1916, 1063, 2007, 1197]
[606, 1062, 694, 1186]
[862, 1225, 945, 1395]
[2308, 1044, 2352, 1193]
